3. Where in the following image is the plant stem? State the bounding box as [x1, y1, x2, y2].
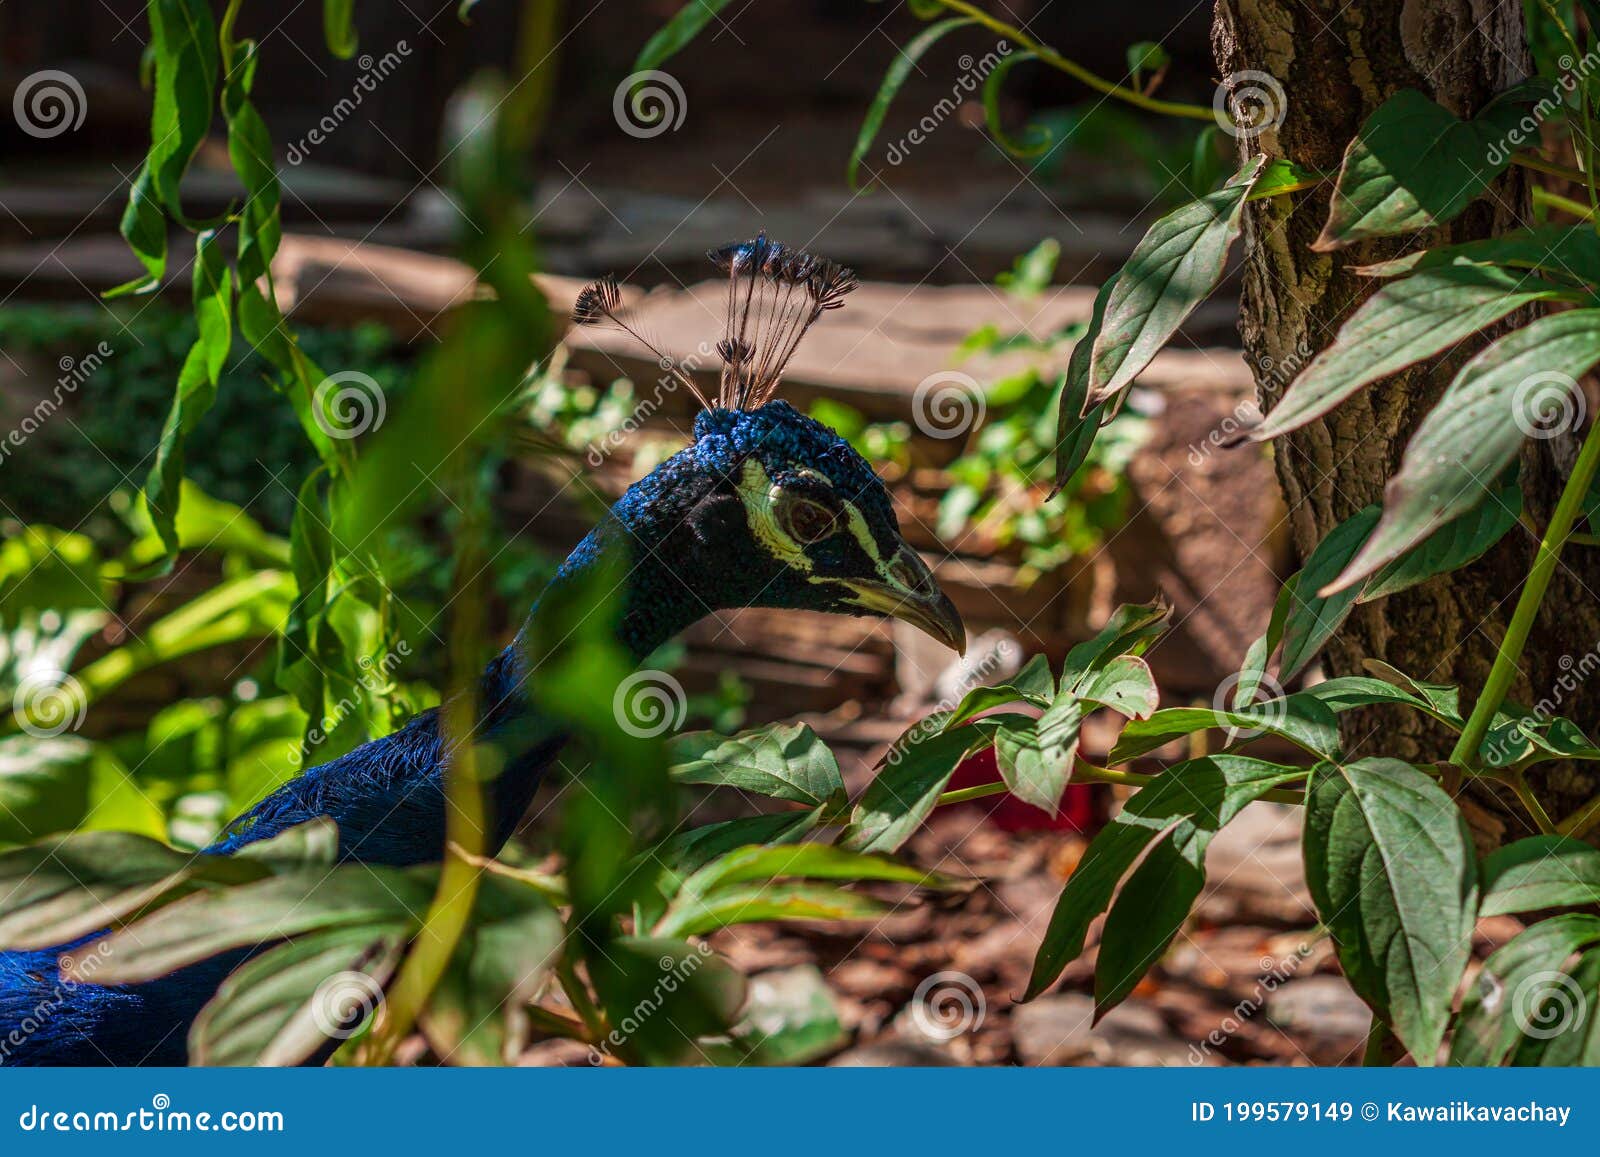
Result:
[933, 761, 1307, 807]
[1511, 153, 1591, 185]
[1533, 186, 1598, 222]
[928, 0, 1214, 121]
[363, 517, 490, 1064]
[1451, 412, 1600, 767]
[1510, 770, 1560, 835]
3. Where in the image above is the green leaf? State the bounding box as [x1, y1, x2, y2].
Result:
[655, 880, 891, 938]
[942, 653, 1054, 729]
[1050, 276, 1116, 495]
[1359, 483, 1521, 602]
[1025, 756, 1304, 1000]
[418, 879, 565, 1066]
[1451, 913, 1600, 1066]
[0, 736, 94, 846]
[1108, 694, 1341, 762]
[1125, 40, 1169, 80]
[679, 843, 954, 895]
[1509, 948, 1600, 1065]
[1245, 264, 1569, 442]
[188, 927, 405, 1066]
[1085, 155, 1265, 406]
[323, 0, 358, 59]
[842, 721, 1012, 853]
[995, 693, 1083, 815]
[722, 964, 847, 1066]
[1297, 675, 1443, 721]
[847, 18, 976, 190]
[1073, 654, 1157, 719]
[1354, 224, 1600, 280]
[144, 227, 233, 557]
[0, 828, 263, 950]
[982, 51, 1051, 157]
[588, 937, 747, 1065]
[1329, 309, 1600, 594]
[1059, 601, 1169, 690]
[1236, 577, 1295, 705]
[1316, 84, 1555, 249]
[633, 0, 738, 73]
[1361, 658, 1465, 724]
[668, 723, 845, 809]
[1279, 507, 1379, 680]
[1481, 835, 1600, 916]
[79, 867, 435, 984]
[1303, 758, 1477, 1064]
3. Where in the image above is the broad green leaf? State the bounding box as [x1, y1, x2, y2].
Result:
[189, 927, 404, 1066]
[1025, 756, 1305, 1000]
[1451, 913, 1600, 1066]
[1059, 601, 1169, 690]
[995, 693, 1083, 815]
[1085, 155, 1265, 405]
[1481, 836, 1600, 916]
[232, 817, 341, 869]
[1109, 694, 1341, 762]
[0, 736, 94, 846]
[1303, 758, 1477, 1064]
[1355, 225, 1600, 280]
[79, 867, 435, 983]
[323, 0, 358, 58]
[678, 843, 954, 895]
[1316, 84, 1555, 249]
[1359, 483, 1521, 601]
[847, 18, 976, 190]
[1279, 506, 1379, 680]
[842, 719, 1021, 853]
[1074, 654, 1157, 719]
[1298, 675, 1440, 719]
[1237, 577, 1295, 705]
[1051, 277, 1116, 495]
[144, 227, 233, 558]
[668, 723, 845, 809]
[722, 964, 848, 1066]
[655, 880, 890, 938]
[419, 879, 565, 1067]
[942, 653, 1054, 729]
[588, 937, 747, 1065]
[633, 0, 738, 72]
[1361, 658, 1465, 724]
[1509, 948, 1600, 1066]
[0, 829, 263, 950]
[1329, 310, 1600, 594]
[1245, 264, 1568, 442]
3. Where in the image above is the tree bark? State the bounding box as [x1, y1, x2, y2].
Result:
[1211, 0, 1600, 846]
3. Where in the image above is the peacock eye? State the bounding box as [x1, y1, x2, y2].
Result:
[777, 492, 841, 544]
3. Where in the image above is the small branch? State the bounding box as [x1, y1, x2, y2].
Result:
[1510, 770, 1561, 836]
[927, 0, 1214, 121]
[934, 762, 1306, 808]
[1557, 795, 1600, 840]
[1533, 186, 1599, 222]
[1511, 152, 1591, 185]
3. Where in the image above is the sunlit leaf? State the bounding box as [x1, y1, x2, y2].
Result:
[847, 18, 976, 190]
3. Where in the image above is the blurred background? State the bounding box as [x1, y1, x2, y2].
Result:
[0, 0, 1372, 1066]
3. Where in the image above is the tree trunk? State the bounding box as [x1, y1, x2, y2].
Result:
[1211, 0, 1600, 846]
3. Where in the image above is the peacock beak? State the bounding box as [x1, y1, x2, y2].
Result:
[839, 544, 966, 655]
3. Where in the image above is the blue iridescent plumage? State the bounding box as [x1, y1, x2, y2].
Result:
[0, 240, 962, 1066]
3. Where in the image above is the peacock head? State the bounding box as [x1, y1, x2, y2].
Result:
[571, 235, 965, 655]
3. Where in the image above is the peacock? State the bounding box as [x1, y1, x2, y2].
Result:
[0, 236, 965, 1066]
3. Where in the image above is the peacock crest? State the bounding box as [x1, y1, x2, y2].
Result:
[571, 233, 859, 413]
